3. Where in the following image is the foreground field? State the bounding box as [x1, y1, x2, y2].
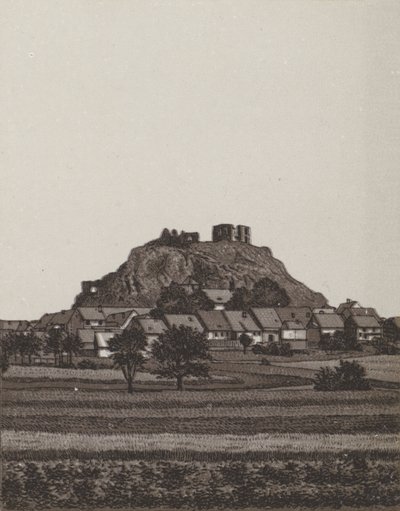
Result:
[2, 364, 399, 509]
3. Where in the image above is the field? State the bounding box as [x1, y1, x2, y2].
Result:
[1, 355, 399, 509]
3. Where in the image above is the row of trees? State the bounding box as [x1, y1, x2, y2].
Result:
[0, 329, 83, 373]
[150, 277, 290, 318]
[108, 325, 210, 393]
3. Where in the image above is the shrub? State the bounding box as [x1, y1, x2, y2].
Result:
[259, 342, 293, 357]
[260, 358, 270, 365]
[77, 359, 98, 370]
[371, 337, 399, 355]
[252, 344, 268, 355]
[314, 360, 371, 391]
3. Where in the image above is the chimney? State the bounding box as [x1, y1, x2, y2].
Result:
[98, 305, 103, 313]
[346, 298, 351, 303]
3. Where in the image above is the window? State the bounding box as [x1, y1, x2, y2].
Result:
[86, 320, 90, 325]
[291, 313, 295, 318]
[268, 334, 274, 342]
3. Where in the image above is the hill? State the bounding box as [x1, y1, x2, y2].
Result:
[73, 239, 327, 308]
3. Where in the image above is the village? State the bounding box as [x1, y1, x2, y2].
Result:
[1, 225, 399, 363]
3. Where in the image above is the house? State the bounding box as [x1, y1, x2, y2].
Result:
[197, 310, 235, 349]
[383, 317, 400, 343]
[344, 315, 382, 343]
[0, 319, 30, 339]
[223, 310, 262, 344]
[250, 308, 282, 344]
[45, 309, 76, 335]
[336, 299, 380, 321]
[274, 307, 313, 328]
[131, 317, 168, 348]
[312, 306, 336, 314]
[163, 314, 204, 332]
[280, 320, 308, 351]
[202, 289, 233, 310]
[310, 313, 345, 345]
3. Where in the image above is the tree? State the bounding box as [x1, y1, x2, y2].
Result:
[319, 331, 362, 352]
[0, 334, 15, 374]
[225, 287, 254, 312]
[239, 333, 252, 354]
[371, 336, 398, 355]
[107, 326, 147, 393]
[151, 282, 192, 317]
[45, 328, 65, 367]
[23, 332, 44, 365]
[150, 282, 214, 318]
[314, 360, 371, 391]
[152, 325, 211, 391]
[62, 334, 83, 365]
[251, 277, 290, 307]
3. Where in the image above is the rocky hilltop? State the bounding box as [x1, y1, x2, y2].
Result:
[73, 239, 327, 308]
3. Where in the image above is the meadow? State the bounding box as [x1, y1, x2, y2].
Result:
[2, 355, 399, 509]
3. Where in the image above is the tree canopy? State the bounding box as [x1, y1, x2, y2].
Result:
[151, 282, 214, 318]
[226, 277, 289, 311]
[107, 326, 147, 393]
[151, 325, 211, 390]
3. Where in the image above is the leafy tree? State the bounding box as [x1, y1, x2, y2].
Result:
[107, 326, 147, 393]
[151, 282, 191, 317]
[187, 288, 214, 312]
[251, 277, 290, 307]
[225, 287, 254, 312]
[239, 333, 252, 354]
[319, 331, 362, 352]
[62, 334, 83, 365]
[45, 328, 65, 367]
[371, 336, 398, 355]
[150, 282, 214, 318]
[23, 331, 44, 365]
[152, 325, 211, 391]
[226, 277, 289, 311]
[314, 359, 371, 391]
[0, 334, 15, 373]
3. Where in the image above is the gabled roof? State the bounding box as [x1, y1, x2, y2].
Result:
[336, 301, 360, 314]
[135, 318, 168, 335]
[102, 307, 135, 317]
[251, 308, 282, 329]
[77, 329, 95, 349]
[202, 289, 233, 305]
[350, 307, 380, 319]
[77, 307, 105, 321]
[223, 310, 259, 332]
[164, 314, 204, 332]
[104, 309, 135, 327]
[349, 315, 381, 328]
[0, 320, 30, 331]
[282, 320, 305, 330]
[131, 307, 153, 316]
[47, 309, 75, 327]
[33, 313, 56, 330]
[313, 313, 344, 329]
[274, 307, 312, 327]
[197, 310, 231, 331]
[95, 332, 115, 349]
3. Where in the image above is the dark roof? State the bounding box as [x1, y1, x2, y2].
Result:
[164, 314, 204, 332]
[313, 313, 344, 329]
[251, 308, 282, 329]
[0, 320, 30, 331]
[77, 329, 95, 349]
[197, 310, 231, 331]
[274, 307, 312, 326]
[223, 310, 259, 332]
[282, 320, 305, 330]
[77, 307, 105, 321]
[350, 307, 380, 319]
[135, 318, 168, 335]
[47, 309, 75, 327]
[33, 313, 56, 330]
[202, 289, 233, 304]
[349, 315, 381, 328]
[336, 301, 359, 314]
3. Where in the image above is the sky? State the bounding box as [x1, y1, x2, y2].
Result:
[1, 0, 399, 320]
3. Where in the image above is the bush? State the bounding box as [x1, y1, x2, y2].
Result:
[252, 344, 268, 355]
[371, 337, 399, 355]
[252, 342, 292, 357]
[77, 359, 99, 370]
[314, 360, 371, 391]
[260, 358, 270, 365]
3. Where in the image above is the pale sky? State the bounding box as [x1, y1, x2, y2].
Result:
[1, 0, 399, 320]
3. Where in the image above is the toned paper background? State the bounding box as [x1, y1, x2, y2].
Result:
[1, 0, 399, 320]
